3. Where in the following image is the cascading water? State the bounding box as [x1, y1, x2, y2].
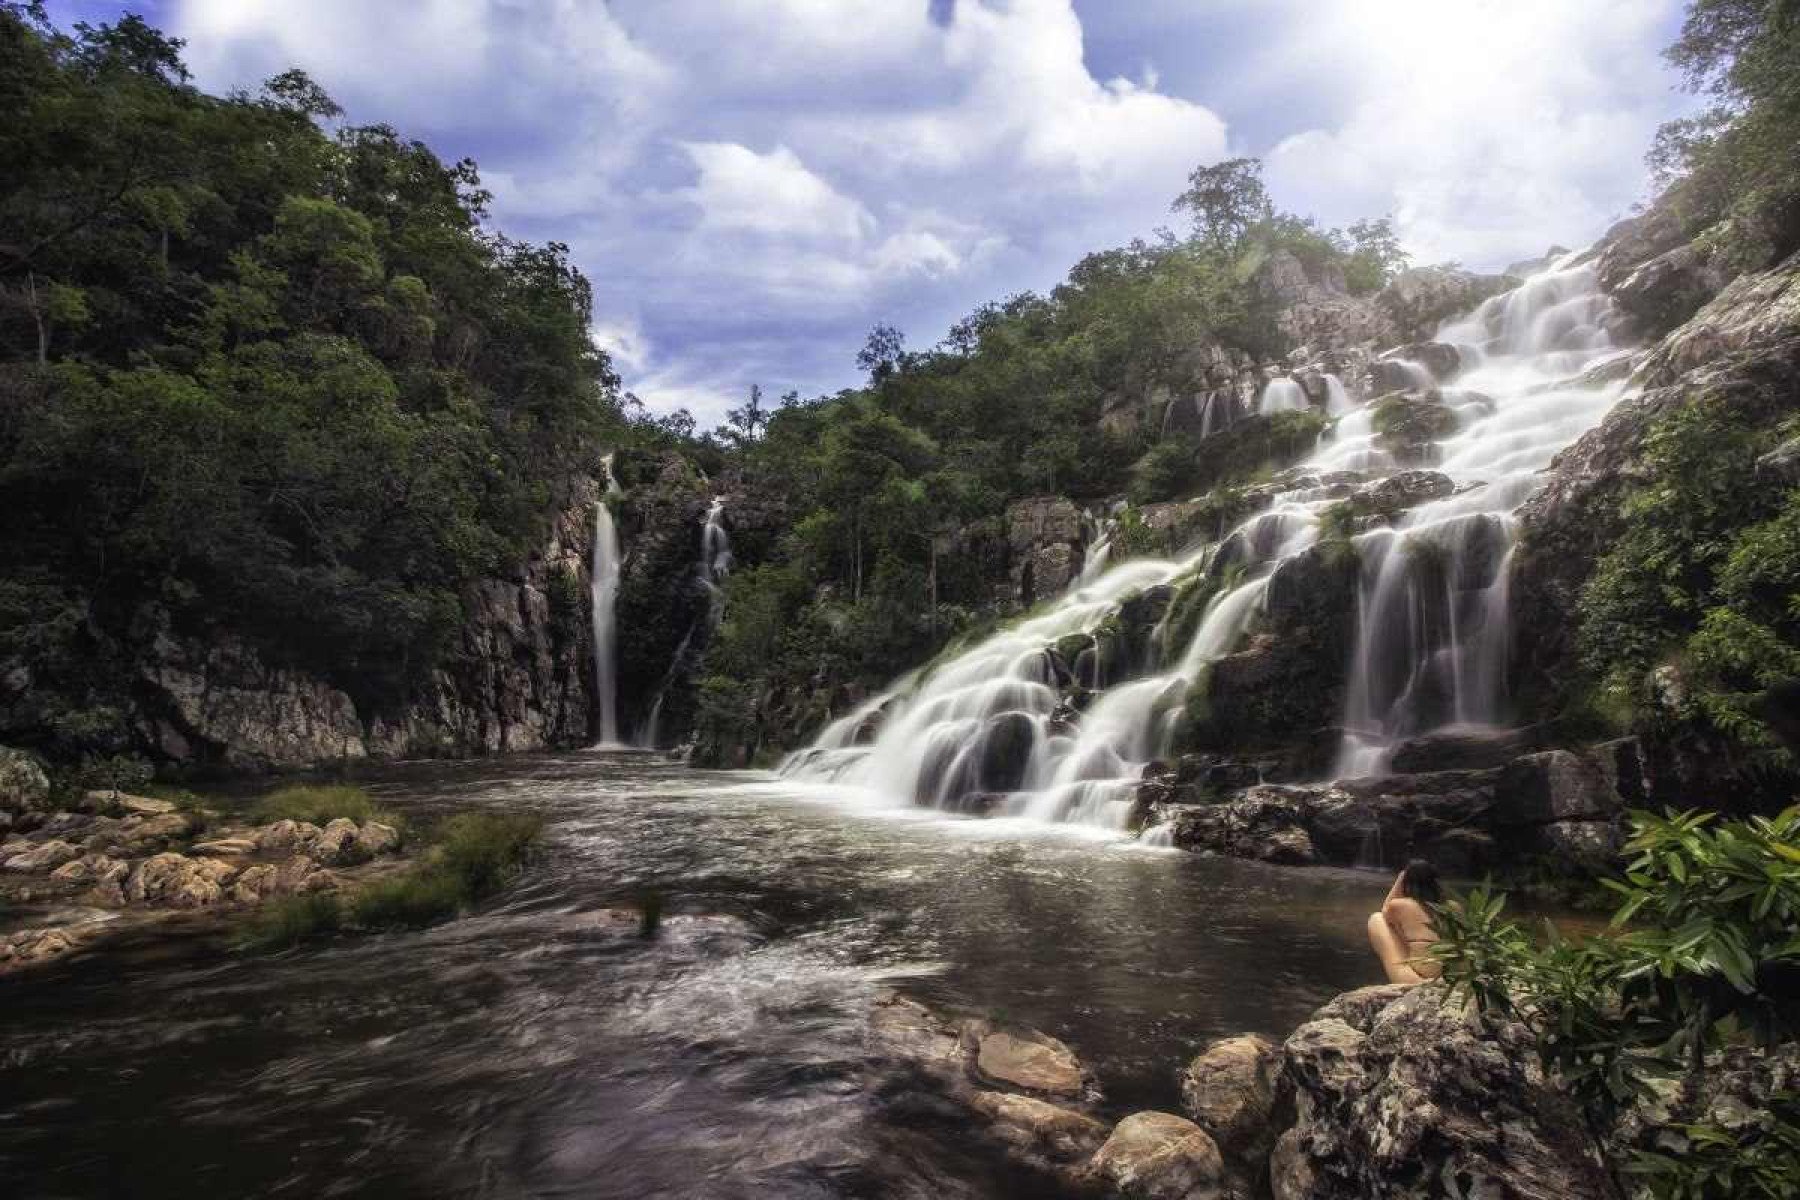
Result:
[1258, 376, 1309, 415]
[641, 498, 734, 748]
[782, 253, 1636, 832]
[1335, 257, 1628, 774]
[591, 454, 625, 748]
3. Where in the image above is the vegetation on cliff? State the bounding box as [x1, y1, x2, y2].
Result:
[0, 4, 626, 763]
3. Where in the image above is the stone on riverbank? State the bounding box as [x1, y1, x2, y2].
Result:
[1083, 1111, 1225, 1200]
[3, 838, 80, 873]
[974, 1029, 1087, 1098]
[1179, 1033, 1286, 1174]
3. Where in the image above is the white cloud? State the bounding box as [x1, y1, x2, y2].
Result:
[1255, 0, 1687, 268]
[677, 143, 874, 243]
[147, 0, 1688, 416]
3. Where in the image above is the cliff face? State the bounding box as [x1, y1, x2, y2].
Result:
[127, 480, 603, 771]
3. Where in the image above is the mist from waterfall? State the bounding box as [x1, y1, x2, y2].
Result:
[591, 454, 625, 748]
[642, 498, 733, 747]
[781, 254, 1633, 833]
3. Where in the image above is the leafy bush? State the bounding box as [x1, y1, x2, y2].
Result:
[1577, 400, 1800, 765]
[1432, 807, 1800, 1198]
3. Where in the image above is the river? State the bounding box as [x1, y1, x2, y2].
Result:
[1, 752, 1396, 1198]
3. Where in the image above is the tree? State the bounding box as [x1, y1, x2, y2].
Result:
[1343, 217, 1409, 294]
[723, 383, 768, 445]
[856, 323, 906, 383]
[1172, 157, 1271, 249]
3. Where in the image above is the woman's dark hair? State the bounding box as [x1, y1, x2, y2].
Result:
[1400, 859, 1443, 905]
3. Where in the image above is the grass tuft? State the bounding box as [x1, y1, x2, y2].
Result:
[253, 784, 399, 831]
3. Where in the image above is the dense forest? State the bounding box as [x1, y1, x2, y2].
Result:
[0, 3, 637, 769]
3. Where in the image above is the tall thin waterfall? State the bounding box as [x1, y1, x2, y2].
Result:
[591, 454, 625, 747]
[782, 254, 1634, 831]
[642, 498, 733, 747]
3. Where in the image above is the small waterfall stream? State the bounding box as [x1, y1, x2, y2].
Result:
[641, 498, 733, 747]
[591, 454, 625, 747]
[783, 255, 1634, 833]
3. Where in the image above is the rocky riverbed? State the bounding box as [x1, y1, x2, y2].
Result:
[0, 749, 408, 971]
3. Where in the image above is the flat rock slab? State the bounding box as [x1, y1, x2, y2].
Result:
[190, 838, 258, 858]
[975, 1030, 1085, 1097]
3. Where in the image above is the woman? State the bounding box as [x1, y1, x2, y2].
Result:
[1366, 859, 1443, 985]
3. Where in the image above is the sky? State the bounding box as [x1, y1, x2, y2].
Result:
[47, 0, 1697, 424]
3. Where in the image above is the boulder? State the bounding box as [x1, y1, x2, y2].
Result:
[1370, 392, 1458, 464]
[355, 820, 402, 858]
[124, 852, 229, 907]
[230, 863, 282, 903]
[1274, 984, 1614, 1200]
[0, 747, 50, 812]
[255, 819, 322, 855]
[1083, 1111, 1225, 1200]
[974, 1029, 1086, 1098]
[2, 838, 79, 874]
[1377, 267, 1516, 343]
[1179, 1034, 1285, 1165]
[309, 817, 362, 866]
[866, 993, 966, 1083]
[977, 712, 1037, 794]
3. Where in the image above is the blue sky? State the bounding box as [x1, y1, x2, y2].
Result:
[48, 1, 1695, 423]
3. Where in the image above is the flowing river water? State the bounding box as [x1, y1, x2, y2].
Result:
[1, 752, 1405, 1199]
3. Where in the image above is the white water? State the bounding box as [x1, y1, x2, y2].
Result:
[591, 454, 625, 748]
[642, 498, 734, 747]
[783, 254, 1634, 832]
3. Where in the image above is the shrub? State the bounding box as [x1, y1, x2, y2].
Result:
[243, 892, 343, 949]
[254, 784, 384, 826]
[1432, 806, 1800, 1198]
[347, 811, 542, 930]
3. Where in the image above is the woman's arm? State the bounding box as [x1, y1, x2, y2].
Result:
[1383, 870, 1407, 907]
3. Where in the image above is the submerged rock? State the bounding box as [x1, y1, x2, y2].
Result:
[967, 1090, 1109, 1168]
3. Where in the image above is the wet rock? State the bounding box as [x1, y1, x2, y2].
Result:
[1370, 392, 1457, 464]
[0, 746, 50, 812]
[1083, 1111, 1225, 1200]
[3, 839, 80, 874]
[1608, 239, 1733, 339]
[1392, 340, 1462, 381]
[124, 853, 230, 907]
[1275, 984, 1612, 1200]
[0, 926, 78, 967]
[1388, 725, 1541, 773]
[1346, 470, 1454, 517]
[1161, 788, 1318, 865]
[974, 1029, 1086, 1098]
[968, 1090, 1108, 1168]
[978, 712, 1038, 794]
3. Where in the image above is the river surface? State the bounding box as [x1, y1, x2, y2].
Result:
[1, 752, 1399, 1199]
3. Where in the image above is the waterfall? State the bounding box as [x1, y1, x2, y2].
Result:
[1079, 508, 1117, 585]
[642, 498, 733, 747]
[591, 454, 625, 748]
[1258, 377, 1309, 415]
[782, 253, 1635, 832]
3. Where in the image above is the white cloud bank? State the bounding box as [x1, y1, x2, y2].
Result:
[146, 0, 1688, 419]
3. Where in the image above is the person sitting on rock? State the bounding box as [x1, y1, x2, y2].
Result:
[1366, 859, 1443, 985]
